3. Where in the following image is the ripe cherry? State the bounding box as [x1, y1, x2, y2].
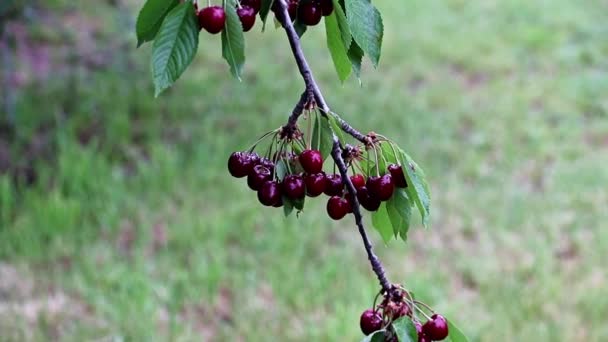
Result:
[282, 174, 306, 199]
[356, 186, 381, 211]
[305, 172, 326, 197]
[198, 6, 226, 34]
[247, 165, 271, 191]
[345, 194, 354, 213]
[327, 196, 349, 220]
[388, 164, 408, 188]
[228, 151, 258, 178]
[299, 149, 323, 174]
[237, 6, 256, 32]
[367, 174, 394, 201]
[422, 314, 449, 341]
[416, 322, 431, 342]
[240, 0, 261, 13]
[298, 1, 322, 26]
[318, 0, 333, 16]
[324, 174, 344, 196]
[258, 180, 282, 206]
[256, 157, 275, 174]
[350, 174, 366, 190]
[288, 0, 299, 20]
[359, 309, 383, 336]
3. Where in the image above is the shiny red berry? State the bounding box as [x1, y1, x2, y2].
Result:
[359, 309, 383, 336]
[247, 165, 271, 191]
[299, 149, 323, 173]
[416, 322, 431, 342]
[318, 0, 333, 16]
[388, 164, 408, 188]
[198, 6, 226, 34]
[237, 5, 256, 32]
[356, 186, 381, 212]
[282, 174, 306, 199]
[287, 0, 298, 20]
[298, 1, 322, 26]
[327, 196, 349, 220]
[228, 152, 257, 178]
[256, 157, 275, 174]
[422, 314, 449, 341]
[258, 181, 282, 206]
[350, 174, 366, 190]
[324, 174, 344, 196]
[305, 172, 326, 197]
[241, 0, 261, 13]
[367, 174, 394, 201]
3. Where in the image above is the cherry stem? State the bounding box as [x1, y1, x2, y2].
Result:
[372, 145, 380, 176]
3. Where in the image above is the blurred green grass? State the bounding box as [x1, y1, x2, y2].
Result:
[1, 0, 607, 341]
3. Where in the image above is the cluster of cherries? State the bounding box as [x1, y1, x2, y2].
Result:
[359, 288, 449, 341]
[279, 0, 334, 26]
[228, 146, 408, 220]
[196, 0, 261, 34]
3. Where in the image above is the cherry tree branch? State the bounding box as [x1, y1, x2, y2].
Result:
[274, 0, 392, 293]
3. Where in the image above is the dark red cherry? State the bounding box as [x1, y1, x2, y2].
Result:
[282, 174, 306, 199]
[241, 0, 261, 13]
[299, 149, 323, 173]
[287, 0, 298, 20]
[305, 172, 326, 197]
[198, 6, 226, 34]
[258, 181, 282, 206]
[356, 186, 381, 212]
[345, 194, 354, 214]
[324, 174, 344, 196]
[350, 174, 366, 190]
[367, 174, 394, 201]
[298, 1, 322, 26]
[228, 152, 257, 178]
[359, 309, 383, 336]
[416, 322, 431, 342]
[422, 314, 449, 341]
[318, 0, 333, 16]
[327, 196, 349, 220]
[272, 195, 284, 208]
[237, 6, 256, 32]
[247, 165, 271, 191]
[388, 164, 408, 188]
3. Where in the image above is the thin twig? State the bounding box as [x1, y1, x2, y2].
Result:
[275, 0, 392, 293]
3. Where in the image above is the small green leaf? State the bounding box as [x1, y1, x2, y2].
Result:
[276, 160, 288, 181]
[361, 330, 386, 342]
[136, 0, 180, 47]
[372, 203, 393, 243]
[389, 189, 412, 241]
[294, 18, 307, 37]
[399, 149, 431, 228]
[348, 41, 364, 80]
[393, 317, 418, 342]
[312, 114, 334, 160]
[222, 0, 246, 80]
[283, 197, 294, 217]
[327, 113, 346, 145]
[380, 141, 399, 165]
[447, 319, 470, 342]
[332, 0, 352, 49]
[151, 2, 199, 97]
[345, 0, 383, 67]
[325, 11, 352, 82]
[259, 0, 275, 28]
[293, 197, 305, 211]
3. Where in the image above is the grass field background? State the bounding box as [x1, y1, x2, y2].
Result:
[1, 0, 607, 341]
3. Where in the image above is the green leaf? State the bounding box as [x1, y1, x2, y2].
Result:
[222, 0, 246, 80]
[276, 160, 288, 181]
[386, 189, 411, 241]
[348, 41, 364, 80]
[327, 113, 346, 145]
[372, 203, 393, 243]
[293, 197, 305, 211]
[332, 0, 352, 49]
[361, 330, 386, 342]
[259, 0, 275, 29]
[399, 150, 431, 228]
[325, 11, 352, 82]
[151, 2, 199, 97]
[136, 0, 180, 47]
[312, 114, 334, 160]
[393, 317, 418, 342]
[380, 142, 399, 165]
[345, 0, 383, 67]
[447, 319, 470, 342]
[294, 18, 307, 37]
[283, 197, 294, 217]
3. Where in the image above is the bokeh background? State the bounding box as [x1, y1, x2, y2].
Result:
[1, 0, 607, 341]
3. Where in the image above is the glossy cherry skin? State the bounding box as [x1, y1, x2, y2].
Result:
[241, 0, 262, 13]
[258, 181, 282, 207]
[318, 0, 333, 16]
[388, 164, 408, 188]
[350, 174, 366, 190]
[422, 314, 449, 341]
[416, 322, 431, 342]
[256, 157, 274, 174]
[305, 172, 326, 197]
[359, 309, 383, 336]
[247, 165, 271, 191]
[356, 186, 381, 212]
[287, 0, 299, 20]
[298, 1, 322, 26]
[367, 174, 395, 201]
[299, 149, 323, 174]
[282, 174, 306, 199]
[324, 174, 344, 196]
[237, 6, 256, 32]
[228, 152, 258, 178]
[198, 6, 226, 34]
[327, 196, 350, 220]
